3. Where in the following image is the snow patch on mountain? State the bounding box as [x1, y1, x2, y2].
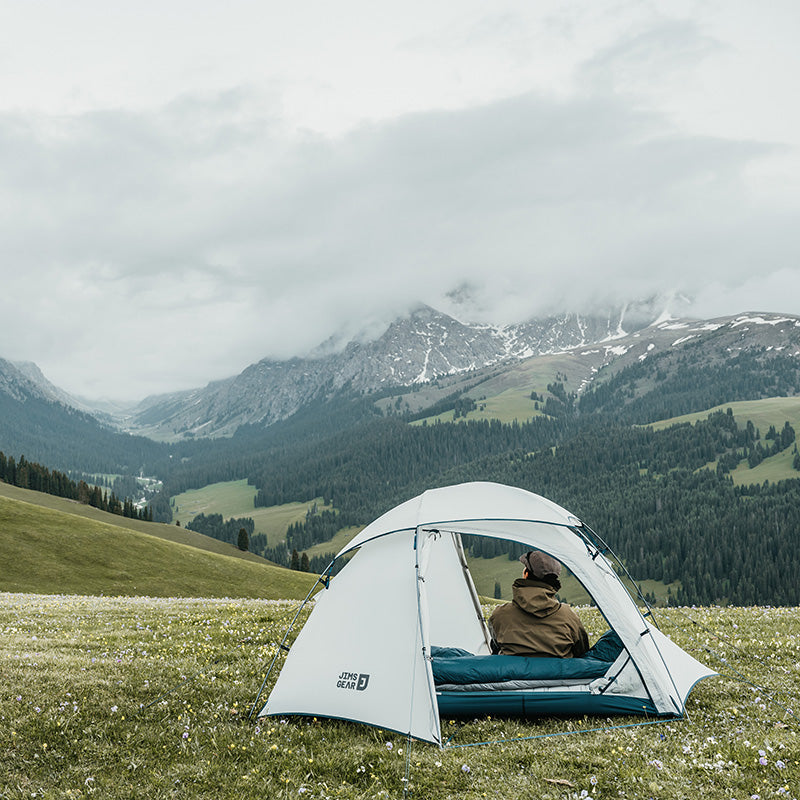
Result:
[692, 322, 724, 332]
[732, 315, 795, 328]
[657, 321, 692, 331]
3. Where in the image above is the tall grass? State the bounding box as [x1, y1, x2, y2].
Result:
[2, 595, 797, 799]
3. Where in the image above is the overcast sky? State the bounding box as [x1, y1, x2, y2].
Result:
[2, 0, 799, 401]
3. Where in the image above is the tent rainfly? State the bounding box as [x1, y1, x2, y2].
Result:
[258, 482, 715, 746]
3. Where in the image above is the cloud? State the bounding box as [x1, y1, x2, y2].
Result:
[580, 17, 724, 96]
[1, 73, 797, 399]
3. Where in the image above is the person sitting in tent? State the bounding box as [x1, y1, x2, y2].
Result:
[489, 550, 589, 658]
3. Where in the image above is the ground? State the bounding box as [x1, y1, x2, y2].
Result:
[2, 595, 797, 799]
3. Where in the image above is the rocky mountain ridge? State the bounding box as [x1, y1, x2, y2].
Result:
[4, 308, 800, 442]
[125, 306, 646, 438]
[132, 310, 800, 438]
[0, 358, 68, 405]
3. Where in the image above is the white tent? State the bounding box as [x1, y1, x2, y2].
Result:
[258, 482, 715, 746]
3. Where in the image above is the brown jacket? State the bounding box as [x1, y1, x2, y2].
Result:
[489, 578, 589, 658]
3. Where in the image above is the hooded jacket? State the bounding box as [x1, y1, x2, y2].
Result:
[489, 578, 590, 658]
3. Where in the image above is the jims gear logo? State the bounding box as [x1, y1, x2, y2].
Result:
[336, 671, 370, 691]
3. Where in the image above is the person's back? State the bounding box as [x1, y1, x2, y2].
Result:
[489, 577, 588, 658]
[489, 551, 589, 658]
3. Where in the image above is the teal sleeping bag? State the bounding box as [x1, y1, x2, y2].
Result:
[431, 630, 624, 686]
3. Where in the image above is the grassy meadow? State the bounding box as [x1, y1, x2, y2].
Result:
[411, 388, 546, 426]
[2, 596, 798, 799]
[302, 526, 363, 561]
[648, 397, 800, 438]
[408, 352, 601, 426]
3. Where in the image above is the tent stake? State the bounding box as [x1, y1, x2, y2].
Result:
[403, 731, 414, 798]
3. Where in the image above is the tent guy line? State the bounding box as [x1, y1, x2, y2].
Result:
[442, 717, 675, 750]
[248, 576, 326, 720]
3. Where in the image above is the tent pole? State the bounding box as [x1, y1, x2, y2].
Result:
[449, 530, 492, 650]
[410, 527, 443, 746]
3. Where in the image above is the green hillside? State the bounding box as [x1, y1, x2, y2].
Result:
[466, 552, 589, 604]
[407, 352, 598, 425]
[302, 525, 363, 560]
[0, 493, 317, 599]
[649, 396, 800, 434]
[649, 396, 800, 485]
[0, 481, 271, 563]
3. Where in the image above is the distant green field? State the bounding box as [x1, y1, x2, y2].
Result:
[468, 388, 544, 422]
[465, 552, 576, 602]
[170, 478, 258, 523]
[465, 551, 677, 607]
[729, 445, 798, 487]
[302, 525, 363, 560]
[689, 449, 799, 487]
[0, 493, 316, 599]
[412, 388, 545, 426]
[649, 396, 800, 434]
[171, 480, 325, 546]
[649, 397, 800, 486]
[466, 352, 597, 403]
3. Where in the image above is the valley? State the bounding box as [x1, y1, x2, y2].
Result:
[3, 308, 800, 607]
[170, 480, 323, 548]
[162, 394, 800, 604]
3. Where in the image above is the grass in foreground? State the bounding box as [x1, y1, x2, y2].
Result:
[2, 597, 798, 799]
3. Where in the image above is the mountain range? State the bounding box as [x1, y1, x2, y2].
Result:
[4, 306, 800, 443]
